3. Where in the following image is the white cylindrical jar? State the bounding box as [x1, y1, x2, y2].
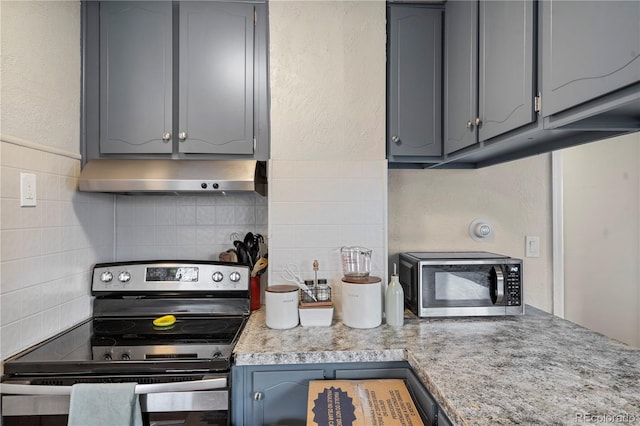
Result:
[341, 276, 382, 329]
[265, 285, 299, 329]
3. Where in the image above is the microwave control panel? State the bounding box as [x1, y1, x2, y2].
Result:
[505, 265, 522, 306]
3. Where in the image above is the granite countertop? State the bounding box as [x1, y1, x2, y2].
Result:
[233, 307, 640, 425]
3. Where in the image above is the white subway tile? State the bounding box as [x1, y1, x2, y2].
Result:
[1, 230, 21, 261]
[195, 226, 217, 246]
[20, 228, 42, 258]
[156, 204, 177, 226]
[135, 198, 156, 226]
[40, 200, 61, 227]
[213, 206, 233, 225]
[20, 203, 43, 229]
[21, 313, 43, 348]
[134, 226, 156, 246]
[1, 199, 21, 230]
[21, 284, 42, 317]
[1, 166, 20, 199]
[176, 226, 197, 246]
[39, 172, 60, 201]
[177, 205, 196, 225]
[176, 245, 199, 259]
[235, 206, 256, 225]
[155, 226, 177, 246]
[1, 321, 21, 359]
[60, 226, 77, 253]
[1, 290, 22, 324]
[41, 306, 61, 338]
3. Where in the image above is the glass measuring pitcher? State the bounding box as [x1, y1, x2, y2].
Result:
[340, 246, 372, 278]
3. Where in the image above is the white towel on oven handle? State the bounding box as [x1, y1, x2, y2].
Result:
[68, 382, 142, 426]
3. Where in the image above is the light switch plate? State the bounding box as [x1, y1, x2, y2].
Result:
[525, 236, 540, 257]
[20, 172, 37, 207]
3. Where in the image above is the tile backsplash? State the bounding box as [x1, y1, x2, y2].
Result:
[115, 193, 268, 261]
[268, 159, 388, 317]
[0, 142, 115, 360]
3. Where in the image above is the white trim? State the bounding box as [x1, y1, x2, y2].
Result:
[551, 151, 565, 318]
[0, 134, 82, 160]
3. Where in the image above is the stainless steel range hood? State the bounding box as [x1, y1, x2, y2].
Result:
[78, 159, 267, 196]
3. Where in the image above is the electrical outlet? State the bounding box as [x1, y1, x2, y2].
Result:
[525, 236, 540, 258]
[20, 173, 37, 207]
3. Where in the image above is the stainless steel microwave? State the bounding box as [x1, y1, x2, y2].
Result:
[398, 252, 524, 317]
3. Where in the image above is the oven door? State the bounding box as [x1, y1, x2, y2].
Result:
[418, 262, 521, 317]
[1, 377, 229, 426]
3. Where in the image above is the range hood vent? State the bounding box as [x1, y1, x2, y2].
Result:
[78, 159, 267, 196]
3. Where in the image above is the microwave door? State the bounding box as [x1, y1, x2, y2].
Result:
[435, 274, 488, 301]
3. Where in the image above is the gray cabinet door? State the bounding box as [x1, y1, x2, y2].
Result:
[388, 6, 442, 158]
[444, 0, 477, 155]
[179, 2, 254, 154]
[99, 2, 173, 154]
[478, 0, 535, 142]
[251, 369, 325, 426]
[543, 1, 640, 117]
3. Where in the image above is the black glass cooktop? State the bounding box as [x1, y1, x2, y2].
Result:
[3, 316, 246, 376]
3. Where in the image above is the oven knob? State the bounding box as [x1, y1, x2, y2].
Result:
[118, 271, 131, 283]
[212, 271, 224, 282]
[230, 272, 241, 282]
[100, 271, 113, 283]
[121, 353, 131, 361]
[213, 351, 223, 358]
[103, 353, 112, 361]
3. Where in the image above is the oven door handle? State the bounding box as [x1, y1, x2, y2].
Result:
[0, 377, 227, 396]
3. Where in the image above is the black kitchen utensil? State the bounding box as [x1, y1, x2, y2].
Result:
[234, 240, 251, 267]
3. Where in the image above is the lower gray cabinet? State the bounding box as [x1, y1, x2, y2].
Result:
[230, 361, 450, 426]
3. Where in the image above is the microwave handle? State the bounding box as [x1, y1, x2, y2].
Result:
[490, 266, 504, 304]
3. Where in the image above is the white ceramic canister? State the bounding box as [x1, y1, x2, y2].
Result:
[265, 285, 300, 329]
[341, 276, 382, 329]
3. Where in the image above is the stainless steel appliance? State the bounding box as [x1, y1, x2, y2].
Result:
[1, 260, 250, 426]
[398, 252, 523, 317]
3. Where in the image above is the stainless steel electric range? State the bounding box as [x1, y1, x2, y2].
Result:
[1, 260, 251, 426]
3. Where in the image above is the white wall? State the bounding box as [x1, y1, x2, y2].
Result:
[267, 0, 387, 314]
[0, 1, 115, 362]
[388, 154, 554, 312]
[562, 133, 640, 347]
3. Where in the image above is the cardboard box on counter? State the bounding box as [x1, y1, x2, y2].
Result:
[306, 379, 425, 426]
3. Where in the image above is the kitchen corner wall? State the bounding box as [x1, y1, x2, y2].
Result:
[0, 1, 115, 362]
[388, 155, 554, 312]
[267, 1, 387, 313]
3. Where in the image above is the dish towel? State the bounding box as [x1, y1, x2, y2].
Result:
[68, 382, 142, 426]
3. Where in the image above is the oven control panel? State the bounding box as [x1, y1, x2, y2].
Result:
[92, 261, 250, 292]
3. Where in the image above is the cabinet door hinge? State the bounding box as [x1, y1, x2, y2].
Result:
[534, 94, 542, 114]
[254, 9, 257, 26]
[253, 136, 256, 151]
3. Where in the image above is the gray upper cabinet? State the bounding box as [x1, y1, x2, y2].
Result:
[99, 2, 173, 154]
[445, 0, 536, 155]
[178, 2, 254, 154]
[542, 1, 640, 118]
[387, 5, 442, 161]
[444, 0, 477, 154]
[478, 1, 535, 141]
[86, 1, 267, 160]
